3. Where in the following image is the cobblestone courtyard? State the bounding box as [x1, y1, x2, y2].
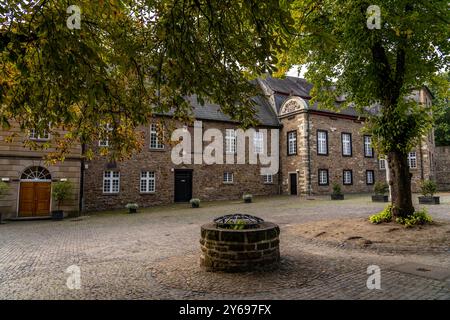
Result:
[1, 194, 449, 300]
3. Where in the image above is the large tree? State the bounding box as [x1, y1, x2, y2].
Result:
[433, 73, 450, 147]
[0, 0, 292, 160]
[278, 0, 449, 218]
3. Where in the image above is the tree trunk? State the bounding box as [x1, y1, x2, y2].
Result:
[387, 150, 415, 218]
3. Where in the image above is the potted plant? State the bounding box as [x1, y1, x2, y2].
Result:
[418, 180, 440, 204]
[243, 194, 253, 203]
[51, 181, 73, 220]
[125, 203, 139, 213]
[190, 198, 200, 208]
[331, 183, 344, 200]
[372, 181, 389, 202]
[0, 181, 9, 224]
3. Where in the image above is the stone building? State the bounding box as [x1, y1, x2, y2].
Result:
[0, 77, 438, 217]
[0, 122, 82, 219]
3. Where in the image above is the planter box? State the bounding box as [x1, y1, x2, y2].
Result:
[128, 208, 137, 214]
[244, 198, 252, 203]
[372, 195, 389, 202]
[191, 203, 200, 208]
[51, 210, 64, 220]
[331, 194, 344, 200]
[418, 196, 440, 205]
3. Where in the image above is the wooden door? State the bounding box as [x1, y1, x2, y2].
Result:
[290, 173, 298, 195]
[19, 182, 51, 217]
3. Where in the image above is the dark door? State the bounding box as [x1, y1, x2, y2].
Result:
[289, 173, 297, 195]
[174, 170, 193, 202]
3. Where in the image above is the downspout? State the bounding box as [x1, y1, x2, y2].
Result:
[419, 140, 424, 180]
[79, 143, 86, 215]
[306, 111, 312, 196]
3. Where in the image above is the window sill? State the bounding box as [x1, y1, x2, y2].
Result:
[140, 192, 156, 195]
[149, 148, 165, 152]
[223, 182, 234, 184]
[102, 193, 120, 195]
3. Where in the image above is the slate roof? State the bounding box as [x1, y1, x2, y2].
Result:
[157, 94, 280, 127]
[261, 76, 363, 118]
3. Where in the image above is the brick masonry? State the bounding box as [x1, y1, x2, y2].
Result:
[435, 146, 450, 191]
[200, 222, 280, 272]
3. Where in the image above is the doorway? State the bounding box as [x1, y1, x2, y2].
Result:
[289, 173, 298, 195]
[174, 170, 193, 202]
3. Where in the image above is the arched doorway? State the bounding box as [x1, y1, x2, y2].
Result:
[18, 166, 52, 217]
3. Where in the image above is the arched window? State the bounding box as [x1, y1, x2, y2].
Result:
[20, 166, 52, 181]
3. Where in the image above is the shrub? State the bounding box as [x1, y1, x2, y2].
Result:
[396, 209, 433, 228]
[243, 194, 253, 202]
[332, 183, 342, 195]
[52, 181, 73, 210]
[190, 198, 200, 207]
[125, 203, 139, 210]
[369, 205, 393, 224]
[420, 180, 437, 197]
[232, 219, 246, 230]
[0, 181, 8, 199]
[373, 181, 389, 195]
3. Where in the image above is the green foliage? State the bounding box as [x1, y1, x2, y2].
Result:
[231, 219, 246, 230]
[396, 209, 433, 228]
[373, 181, 389, 195]
[0, 181, 8, 198]
[369, 205, 393, 224]
[420, 180, 437, 197]
[243, 194, 253, 201]
[125, 203, 139, 210]
[190, 198, 200, 207]
[1, 0, 293, 161]
[332, 183, 342, 196]
[52, 181, 73, 209]
[432, 73, 450, 146]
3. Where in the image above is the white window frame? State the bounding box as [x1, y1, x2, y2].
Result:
[225, 129, 237, 154]
[263, 174, 273, 184]
[254, 131, 264, 154]
[287, 131, 297, 155]
[103, 171, 120, 194]
[317, 130, 328, 155]
[150, 123, 164, 149]
[408, 152, 417, 169]
[98, 123, 112, 147]
[318, 169, 328, 186]
[366, 170, 374, 185]
[29, 128, 50, 141]
[223, 172, 234, 183]
[379, 157, 386, 170]
[364, 136, 373, 157]
[343, 170, 352, 185]
[140, 171, 155, 193]
[341, 133, 352, 156]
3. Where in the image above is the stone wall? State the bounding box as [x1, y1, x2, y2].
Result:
[200, 222, 280, 272]
[84, 120, 280, 212]
[435, 146, 450, 191]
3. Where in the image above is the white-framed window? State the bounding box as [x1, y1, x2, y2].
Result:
[263, 174, 273, 184]
[318, 169, 329, 186]
[98, 123, 112, 147]
[140, 171, 155, 193]
[29, 128, 50, 141]
[317, 130, 328, 155]
[223, 172, 233, 183]
[287, 131, 297, 155]
[103, 171, 120, 194]
[254, 131, 264, 154]
[364, 135, 373, 157]
[225, 129, 236, 154]
[343, 170, 352, 185]
[150, 123, 164, 149]
[366, 170, 374, 185]
[379, 157, 386, 170]
[408, 152, 417, 168]
[341, 133, 352, 156]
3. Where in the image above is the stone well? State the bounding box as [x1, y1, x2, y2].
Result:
[200, 215, 280, 272]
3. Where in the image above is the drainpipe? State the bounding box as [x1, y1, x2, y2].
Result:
[419, 140, 424, 180]
[78, 143, 86, 215]
[306, 111, 312, 196]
